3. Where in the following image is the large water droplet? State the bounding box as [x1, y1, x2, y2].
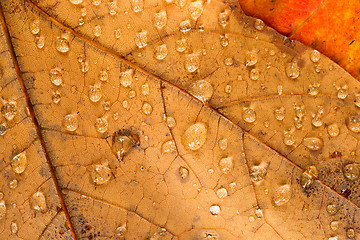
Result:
[249, 68, 259, 81]
[52, 91, 61, 104]
[188, 80, 213, 102]
[88, 84, 102, 102]
[220, 34, 229, 47]
[250, 162, 269, 182]
[179, 20, 191, 33]
[112, 130, 139, 161]
[35, 36, 45, 49]
[182, 122, 207, 150]
[188, 1, 203, 20]
[10, 221, 18, 234]
[343, 163, 359, 181]
[11, 151, 27, 174]
[218, 9, 230, 27]
[153, 10, 167, 29]
[30, 191, 47, 212]
[346, 115, 360, 133]
[185, 54, 200, 73]
[286, 61, 300, 79]
[303, 137, 323, 151]
[242, 108, 256, 123]
[1, 101, 17, 121]
[218, 138, 228, 150]
[49, 67, 63, 86]
[254, 19, 265, 30]
[135, 30, 148, 48]
[310, 50, 320, 63]
[216, 188, 228, 199]
[346, 228, 355, 239]
[30, 19, 40, 35]
[55, 35, 70, 53]
[209, 205, 220, 215]
[141, 84, 149, 96]
[176, 38, 187, 52]
[161, 140, 176, 154]
[154, 44, 168, 60]
[90, 164, 111, 184]
[142, 102, 153, 115]
[327, 123, 339, 137]
[63, 114, 79, 132]
[326, 204, 338, 215]
[219, 156, 233, 174]
[273, 184, 291, 206]
[245, 51, 258, 66]
[93, 25, 102, 37]
[108, 0, 118, 15]
[120, 69, 133, 88]
[95, 117, 108, 133]
[274, 107, 286, 121]
[115, 223, 127, 236]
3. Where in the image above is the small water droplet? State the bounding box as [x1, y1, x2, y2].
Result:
[115, 223, 127, 236]
[310, 50, 320, 63]
[303, 137, 323, 151]
[245, 51, 258, 66]
[1, 101, 17, 121]
[327, 123, 339, 137]
[114, 29, 121, 39]
[0, 123, 6, 136]
[274, 107, 285, 121]
[224, 57, 234, 66]
[273, 184, 291, 206]
[88, 84, 102, 102]
[347, 115, 360, 133]
[69, 0, 83, 4]
[337, 88, 348, 99]
[326, 204, 338, 215]
[179, 20, 191, 33]
[122, 100, 129, 109]
[218, 138, 228, 150]
[93, 25, 102, 37]
[209, 205, 220, 215]
[329, 220, 339, 231]
[9, 179, 17, 189]
[154, 44, 168, 60]
[219, 156, 233, 174]
[112, 130, 139, 161]
[99, 70, 109, 81]
[0, 200, 6, 219]
[286, 61, 300, 79]
[63, 114, 79, 132]
[242, 108, 256, 123]
[249, 68, 259, 81]
[0, 192, 4, 200]
[134, 30, 148, 48]
[166, 116, 176, 128]
[131, 0, 144, 12]
[80, 61, 89, 73]
[312, 116, 323, 127]
[128, 90, 136, 99]
[10, 221, 18, 234]
[153, 10, 167, 29]
[55, 35, 70, 53]
[224, 84, 232, 94]
[250, 162, 269, 182]
[108, 0, 118, 15]
[346, 228, 355, 239]
[254, 19, 265, 30]
[95, 117, 108, 133]
[179, 166, 189, 179]
[300, 166, 318, 189]
[216, 188, 228, 199]
[188, 80, 213, 102]
[219, 34, 229, 47]
[35, 36, 45, 49]
[283, 129, 295, 146]
[30, 191, 47, 211]
[90, 164, 111, 184]
[103, 101, 111, 111]
[188, 1, 203, 20]
[343, 163, 359, 181]
[255, 208, 263, 218]
[182, 122, 207, 150]
[175, 38, 187, 53]
[11, 151, 27, 174]
[142, 102, 153, 115]
[49, 67, 63, 86]
[185, 54, 200, 73]
[218, 9, 229, 27]
[120, 69, 133, 88]
[161, 140, 176, 154]
[141, 84, 149, 96]
[30, 19, 40, 35]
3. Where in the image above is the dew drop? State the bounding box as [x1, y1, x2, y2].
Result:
[99, 70, 109, 81]
[300, 166, 318, 189]
[69, 0, 83, 4]
[216, 188, 228, 199]
[219, 156, 233, 174]
[310, 50, 321, 63]
[343, 163, 359, 181]
[249, 68, 259, 81]
[1, 101, 17, 121]
[188, 80, 213, 102]
[11, 151, 27, 174]
[326, 204, 338, 215]
[30, 19, 40, 35]
[286, 61, 300, 79]
[153, 10, 167, 29]
[63, 114, 79, 132]
[93, 25, 102, 37]
[303, 137, 323, 151]
[0, 200, 6, 219]
[346, 228, 355, 239]
[283, 130, 295, 146]
[154, 44, 168, 60]
[273, 184, 291, 206]
[188, 1, 203, 20]
[209, 205, 220, 215]
[220, 34, 229, 47]
[115, 223, 127, 236]
[128, 90, 136, 99]
[218, 138, 228, 150]
[182, 122, 207, 150]
[179, 20, 191, 33]
[185, 54, 200, 73]
[112, 130, 139, 161]
[329, 221, 339, 231]
[135, 30, 148, 48]
[141, 83, 149, 95]
[224, 57, 234, 66]
[327, 123, 339, 137]
[179, 166, 189, 179]
[274, 107, 286, 121]
[90, 164, 111, 184]
[30, 191, 47, 211]
[249, 162, 269, 182]
[35, 36, 45, 49]
[10, 221, 18, 234]
[122, 100, 129, 109]
[161, 140, 176, 154]
[95, 117, 108, 133]
[114, 29, 121, 39]
[131, 0, 144, 12]
[254, 19, 265, 30]
[88, 84, 102, 102]
[337, 88, 348, 99]
[142, 102, 153, 115]
[9, 179, 17, 189]
[347, 115, 360, 133]
[80, 61, 89, 73]
[55, 36, 70, 53]
[0, 123, 6, 136]
[108, 0, 118, 15]
[176, 38, 187, 52]
[50, 91, 61, 104]
[242, 108, 256, 123]
[166, 116, 176, 128]
[255, 208, 263, 218]
[218, 9, 230, 27]
[103, 101, 111, 111]
[120, 69, 133, 88]
[49, 67, 63, 86]
[245, 51, 258, 66]
[224, 84, 232, 94]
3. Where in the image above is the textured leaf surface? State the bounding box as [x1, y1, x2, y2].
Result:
[0, 0, 359, 239]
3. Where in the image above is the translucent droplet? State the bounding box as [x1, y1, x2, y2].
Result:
[131, 0, 144, 12]
[224, 57, 234, 66]
[30, 19, 40, 35]
[218, 9, 229, 27]
[218, 138, 228, 150]
[185, 54, 200, 73]
[242, 108, 256, 123]
[182, 122, 207, 150]
[343, 163, 359, 181]
[179, 20, 192, 33]
[161, 140, 176, 154]
[300, 166, 318, 189]
[142, 102, 153, 115]
[219, 156, 233, 174]
[209, 205, 220, 215]
[63, 114, 79, 132]
[328, 236, 338, 240]
[0, 123, 6, 136]
[337, 88, 348, 99]
[1, 101, 17, 121]
[154, 44, 168, 60]
[141, 84, 149, 95]
[114, 29, 121, 39]
[283, 130, 295, 146]
[122, 100, 129, 109]
[255, 208, 263, 218]
[35, 36, 45, 49]
[80, 61, 89, 73]
[95, 117, 108, 133]
[0, 200, 6, 219]
[273, 184, 291, 206]
[310, 50, 320, 63]
[80, 7, 87, 17]
[188, 1, 203, 20]
[55, 36, 70, 53]
[49, 67, 63, 86]
[120, 69, 133, 87]
[69, 0, 83, 4]
[175, 38, 187, 52]
[179, 166, 189, 179]
[220, 34, 229, 47]
[311, 116, 323, 127]
[326, 204, 338, 215]
[135, 30, 148, 48]
[88, 84, 102, 102]
[286, 61, 300, 79]
[9, 179, 17, 189]
[153, 10, 167, 29]
[90, 164, 111, 184]
[249, 162, 269, 182]
[346, 228, 355, 239]
[128, 90, 136, 99]
[216, 188, 228, 199]
[166, 116, 176, 128]
[224, 84, 232, 94]
[30, 191, 47, 211]
[327, 123, 339, 137]
[93, 25, 102, 37]
[99, 70, 109, 81]
[52, 91, 61, 104]
[115, 223, 127, 236]
[254, 19, 265, 30]
[188, 80, 213, 102]
[108, 0, 118, 15]
[329, 220, 339, 231]
[249, 68, 259, 80]
[274, 107, 285, 121]
[10, 221, 18, 234]
[303, 137, 323, 151]
[11, 152, 27, 174]
[245, 51, 258, 66]
[0, 192, 4, 200]
[112, 130, 139, 161]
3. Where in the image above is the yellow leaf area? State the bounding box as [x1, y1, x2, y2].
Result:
[0, 0, 359, 239]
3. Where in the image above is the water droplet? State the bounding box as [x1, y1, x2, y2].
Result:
[108, 0, 118, 15]
[153, 10, 167, 29]
[224, 57, 234, 66]
[95, 117, 108, 133]
[142, 102, 153, 115]
[122, 100, 129, 109]
[274, 107, 285, 121]
[179, 166, 189, 179]
[115, 223, 127, 236]
[343, 163, 359, 181]
[0, 123, 6, 136]
[35, 36, 45, 49]
[135, 30, 148, 48]
[10, 221, 18, 234]
[131, 0, 144, 12]
[218, 9, 230, 27]
[312, 116, 323, 128]
[310, 50, 320, 63]
[1, 101, 17, 121]
[99, 70, 109, 81]
[55, 35, 70, 53]
[220, 34, 229, 47]
[283, 129, 295, 146]
[88, 84, 102, 102]
[273, 184, 291, 206]
[161, 140, 176, 154]
[49, 67, 63, 86]
[216, 188, 228, 199]
[30, 19, 40, 35]
[329, 220, 339, 231]
[328, 236, 338, 240]
[218, 138, 228, 150]
[209, 205, 220, 215]
[185, 54, 200, 73]
[303, 137, 323, 151]
[128, 90, 136, 99]
[114, 29, 121, 39]
[63, 114, 79, 132]
[254, 19, 265, 30]
[176, 38, 187, 52]
[154, 44, 168, 60]
[188, 1, 203, 20]
[79, 61, 89, 73]
[188, 80, 213, 102]
[166, 116, 176, 128]
[255, 208, 263, 218]
[248, 215, 255, 222]
[69, 0, 83, 4]
[112, 130, 139, 161]
[90, 164, 111, 184]
[337, 88, 348, 99]
[179, 20, 191, 33]
[242, 108, 256, 123]
[182, 122, 207, 150]
[0, 200, 6, 219]
[80, 7, 87, 17]
[346, 228, 355, 238]
[93, 25, 102, 37]
[326, 204, 338, 215]
[286, 61, 300, 79]
[141, 84, 149, 95]
[120, 69, 133, 87]
[300, 166, 318, 189]
[250, 162, 269, 182]
[347, 115, 360, 133]
[327, 123, 339, 137]
[0, 192, 4, 200]
[245, 51, 258, 66]
[224, 84, 232, 94]
[11, 151, 27, 174]
[354, 94, 360, 108]
[249, 68, 259, 80]
[9, 179, 17, 189]
[219, 156, 233, 174]
[30, 191, 47, 211]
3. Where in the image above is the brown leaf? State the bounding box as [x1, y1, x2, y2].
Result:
[0, 0, 359, 239]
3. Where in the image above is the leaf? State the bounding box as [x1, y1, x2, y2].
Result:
[238, 0, 360, 80]
[0, 0, 359, 239]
